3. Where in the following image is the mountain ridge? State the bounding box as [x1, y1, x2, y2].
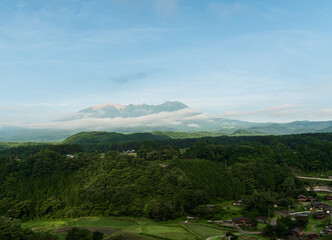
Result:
[76, 101, 189, 119]
[0, 101, 332, 142]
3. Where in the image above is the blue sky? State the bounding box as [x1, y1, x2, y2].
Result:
[1, 0, 332, 123]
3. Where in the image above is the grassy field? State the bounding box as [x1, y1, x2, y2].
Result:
[183, 223, 230, 239]
[256, 223, 267, 231]
[143, 223, 197, 240]
[22, 217, 200, 240]
[239, 234, 269, 239]
[316, 192, 332, 204]
[305, 216, 325, 233]
[74, 218, 138, 228]
[21, 219, 73, 231]
[21, 217, 270, 240]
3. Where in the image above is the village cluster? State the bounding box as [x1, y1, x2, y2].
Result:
[184, 195, 332, 239]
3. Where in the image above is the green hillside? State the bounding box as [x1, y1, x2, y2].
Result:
[321, 126, 332, 132]
[232, 129, 266, 135]
[64, 130, 268, 145]
[0, 139, 303, 222]
[151, 131, 226, 139]
[63, 131, 170, 144]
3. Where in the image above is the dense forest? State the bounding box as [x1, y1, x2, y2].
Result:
[1, 132, 332, 239]
[2, 132, 332, 171]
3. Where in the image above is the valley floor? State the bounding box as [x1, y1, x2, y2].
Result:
[21, 217, 268, 240]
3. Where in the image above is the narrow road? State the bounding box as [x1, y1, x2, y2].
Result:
[297, 176, 332, 182]
[206, 235, 224, 240]
[205, 225, 262, 240]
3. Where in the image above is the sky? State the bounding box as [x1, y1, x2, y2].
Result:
[1, 0, 332, 124]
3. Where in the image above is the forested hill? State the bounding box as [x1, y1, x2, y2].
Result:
[63, 130, 332, 146]
[64, 131, 170, 144]
[64, 131, 231, 144]
[1, 131, 332, 239]
[63, 131, 332, 150]
[0, 138, 306, 222]
[2, 132, 332, 159]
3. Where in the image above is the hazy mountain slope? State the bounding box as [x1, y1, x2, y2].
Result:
[249, 121, 332, 134]
[151, 131, 227, 139]
[1, 101, 332, 142]
[321, 126, 332, 132]
[75, 101, 189, 119]
[232, 129, 266, 135]
[0, 128, 76, 142]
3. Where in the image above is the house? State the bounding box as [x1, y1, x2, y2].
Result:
[325, 195, 332, 201]
[274, 199, 281, 208]
[322, 225, 332, 235]
[313, 211, 325, 220]
[307, 196, 316, 202]
[295, 213, 308, 218]
[324, 207, 332, 214]
[311, 201, 331, 209]
[291, 227, 304, 237]
[233, 200, 243, 206]
[307, 233, 319, 239]
[232, 217, 252, 225]
[295, 213, 309, 222]
[321, 230, 329, 235]
[297, 195, 307, 202]
[257, 217, 269, 224]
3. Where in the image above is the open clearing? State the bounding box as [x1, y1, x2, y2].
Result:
[21, 217, 269, 239]
[184, 223, 230, 239]
[22, 217, 199, 240]
[54, 226, 119, 235]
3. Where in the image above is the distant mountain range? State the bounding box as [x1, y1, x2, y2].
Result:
[74, 101, 189, 119]
[0, 101, 332, 142]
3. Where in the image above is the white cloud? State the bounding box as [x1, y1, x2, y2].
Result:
[1, 104, 332, 130]
[221, 105, 300, 117]
[220, 104, 302, 122]
[220, 105, 332, 123]
[0, 108, 209, 130]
